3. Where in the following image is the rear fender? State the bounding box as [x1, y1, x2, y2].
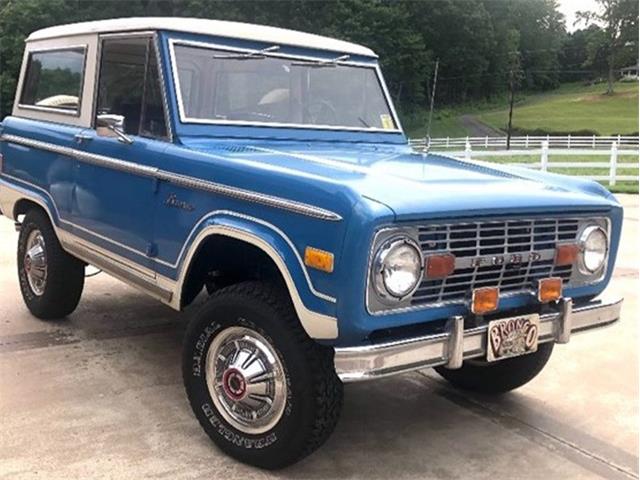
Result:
[0, 176, 59, 227]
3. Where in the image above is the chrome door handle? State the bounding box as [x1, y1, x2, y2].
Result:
[74, 134, 92, 144]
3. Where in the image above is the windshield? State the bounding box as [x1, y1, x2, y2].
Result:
[172, 44, 398, 131]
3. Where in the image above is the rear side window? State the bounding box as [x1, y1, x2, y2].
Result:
[20, 47, 86, 114]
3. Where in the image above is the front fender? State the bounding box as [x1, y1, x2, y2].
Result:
[173, 210, 338, 339]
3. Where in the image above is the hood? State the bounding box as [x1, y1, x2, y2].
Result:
[180, 138, 620, 221]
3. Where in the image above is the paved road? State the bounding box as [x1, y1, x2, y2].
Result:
[460, 114, 504, 137]
[1, 196, 638, 480]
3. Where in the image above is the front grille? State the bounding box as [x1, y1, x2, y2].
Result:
[412, 217, 580, 306]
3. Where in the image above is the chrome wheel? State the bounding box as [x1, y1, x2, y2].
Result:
[24, 230, 47, 296]
[205, 326, 287, 434]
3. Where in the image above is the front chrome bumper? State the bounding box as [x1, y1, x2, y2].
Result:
[335, 296, 623, 383]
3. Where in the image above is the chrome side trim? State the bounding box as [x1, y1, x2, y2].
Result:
[0, 134, 342, 221]
[2, 134, 158, 176]
[0, 174, 336, 303]
[0, 176, 338, 338]
[2, 172, 161, 265]
[155, 170, 342, 221]
[66, 240, 173, 303]
[167, 38, 403, 134]
[334, 295, 623, 382]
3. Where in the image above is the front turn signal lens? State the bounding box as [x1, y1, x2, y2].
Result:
[304, 247, 334, 273]
[425, 253, 456, 279]
[471, 287, 499, 315]
[538, 277, 562, 303]
[555, 243, 579, 266]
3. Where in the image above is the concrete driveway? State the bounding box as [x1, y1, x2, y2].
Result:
[1, 196, 638, 480]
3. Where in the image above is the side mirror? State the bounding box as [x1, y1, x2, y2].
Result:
[96, 114, 133, 144]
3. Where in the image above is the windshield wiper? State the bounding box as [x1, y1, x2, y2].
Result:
[291, 54, 351, 68]
[212, 45, 280, 60]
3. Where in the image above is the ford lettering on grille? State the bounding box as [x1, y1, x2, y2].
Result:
[412, 218, 581, 307]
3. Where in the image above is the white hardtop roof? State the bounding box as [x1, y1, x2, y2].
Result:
[27, 17, 377, 58]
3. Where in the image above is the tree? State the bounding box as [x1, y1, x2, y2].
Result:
[0, 0, 583, 120]
[577, 0, 639, 94]
[559, 25, 607, 83]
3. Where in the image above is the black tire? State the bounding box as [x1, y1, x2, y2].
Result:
[182, 281, 343, 469]
[434, 343, 554, 394]
[17, 209, 84, 319]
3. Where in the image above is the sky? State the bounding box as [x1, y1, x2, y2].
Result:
[557, 0, 601, 32]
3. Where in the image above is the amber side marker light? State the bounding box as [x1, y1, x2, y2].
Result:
[425, 253, 456, 279]
[304, 247, 334, 273]
[555, 243, 579, 266]
[538, 277, 563, 303]
[471, 287, 499, 315]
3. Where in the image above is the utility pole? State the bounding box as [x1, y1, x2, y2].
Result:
[506, 50, 520, 150]
[507, 67, 515, 150]
[426, 58, 439, 144]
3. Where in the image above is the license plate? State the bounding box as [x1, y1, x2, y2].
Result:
[487, 314, 540, 362]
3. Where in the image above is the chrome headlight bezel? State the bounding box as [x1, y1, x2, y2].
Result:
[372, 236, 424, 303]
[578, 224, 609, 275]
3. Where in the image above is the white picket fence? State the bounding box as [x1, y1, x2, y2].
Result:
[425, 141, 638, 186]
[410, 135, 639, 150]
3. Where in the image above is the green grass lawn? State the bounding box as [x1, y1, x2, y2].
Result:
[477, 82, 639, 136]
[401, 109, 472, 138]
[402, 81, 639, 138]
[474, 154, 638, 193]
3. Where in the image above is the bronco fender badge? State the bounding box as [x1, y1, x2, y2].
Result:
[164, 193, 195, 212]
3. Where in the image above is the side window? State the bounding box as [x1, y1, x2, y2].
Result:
[140, 49, 168, 138]
[96, 37, 167, 139]
[20, 47, 86, 114]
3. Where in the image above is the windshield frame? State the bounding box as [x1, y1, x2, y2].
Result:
[167, 38, 403, 133]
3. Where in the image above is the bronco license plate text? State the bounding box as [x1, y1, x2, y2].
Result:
[487, 314, 540, 362]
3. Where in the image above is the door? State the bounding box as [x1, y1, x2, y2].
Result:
[72, 35, 170, 270]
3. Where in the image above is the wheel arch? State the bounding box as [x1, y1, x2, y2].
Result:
[174, 214, 338, 340]
[14, 197, 50, 221]
[0, 178, 59, 227]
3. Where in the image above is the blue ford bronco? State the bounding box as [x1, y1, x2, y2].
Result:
[0, 17, 624, 469]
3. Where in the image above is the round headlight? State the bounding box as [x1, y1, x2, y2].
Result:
[579, 225, 608, 273]
[373, 238, 423, 300]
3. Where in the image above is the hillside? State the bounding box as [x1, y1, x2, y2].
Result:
[404, 81, 639, 138]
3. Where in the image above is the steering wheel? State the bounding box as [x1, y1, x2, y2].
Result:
[304, 100, 337, 125]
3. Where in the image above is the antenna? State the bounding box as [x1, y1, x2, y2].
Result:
[425, 58, 439, 151]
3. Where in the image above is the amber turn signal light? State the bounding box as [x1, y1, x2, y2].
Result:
[304, 247, 334, 273]
[555, 243, 579, 266]
[425, 253, 456, 279]
[538, 277, 562, 303]
[471, 287, 499, 315]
